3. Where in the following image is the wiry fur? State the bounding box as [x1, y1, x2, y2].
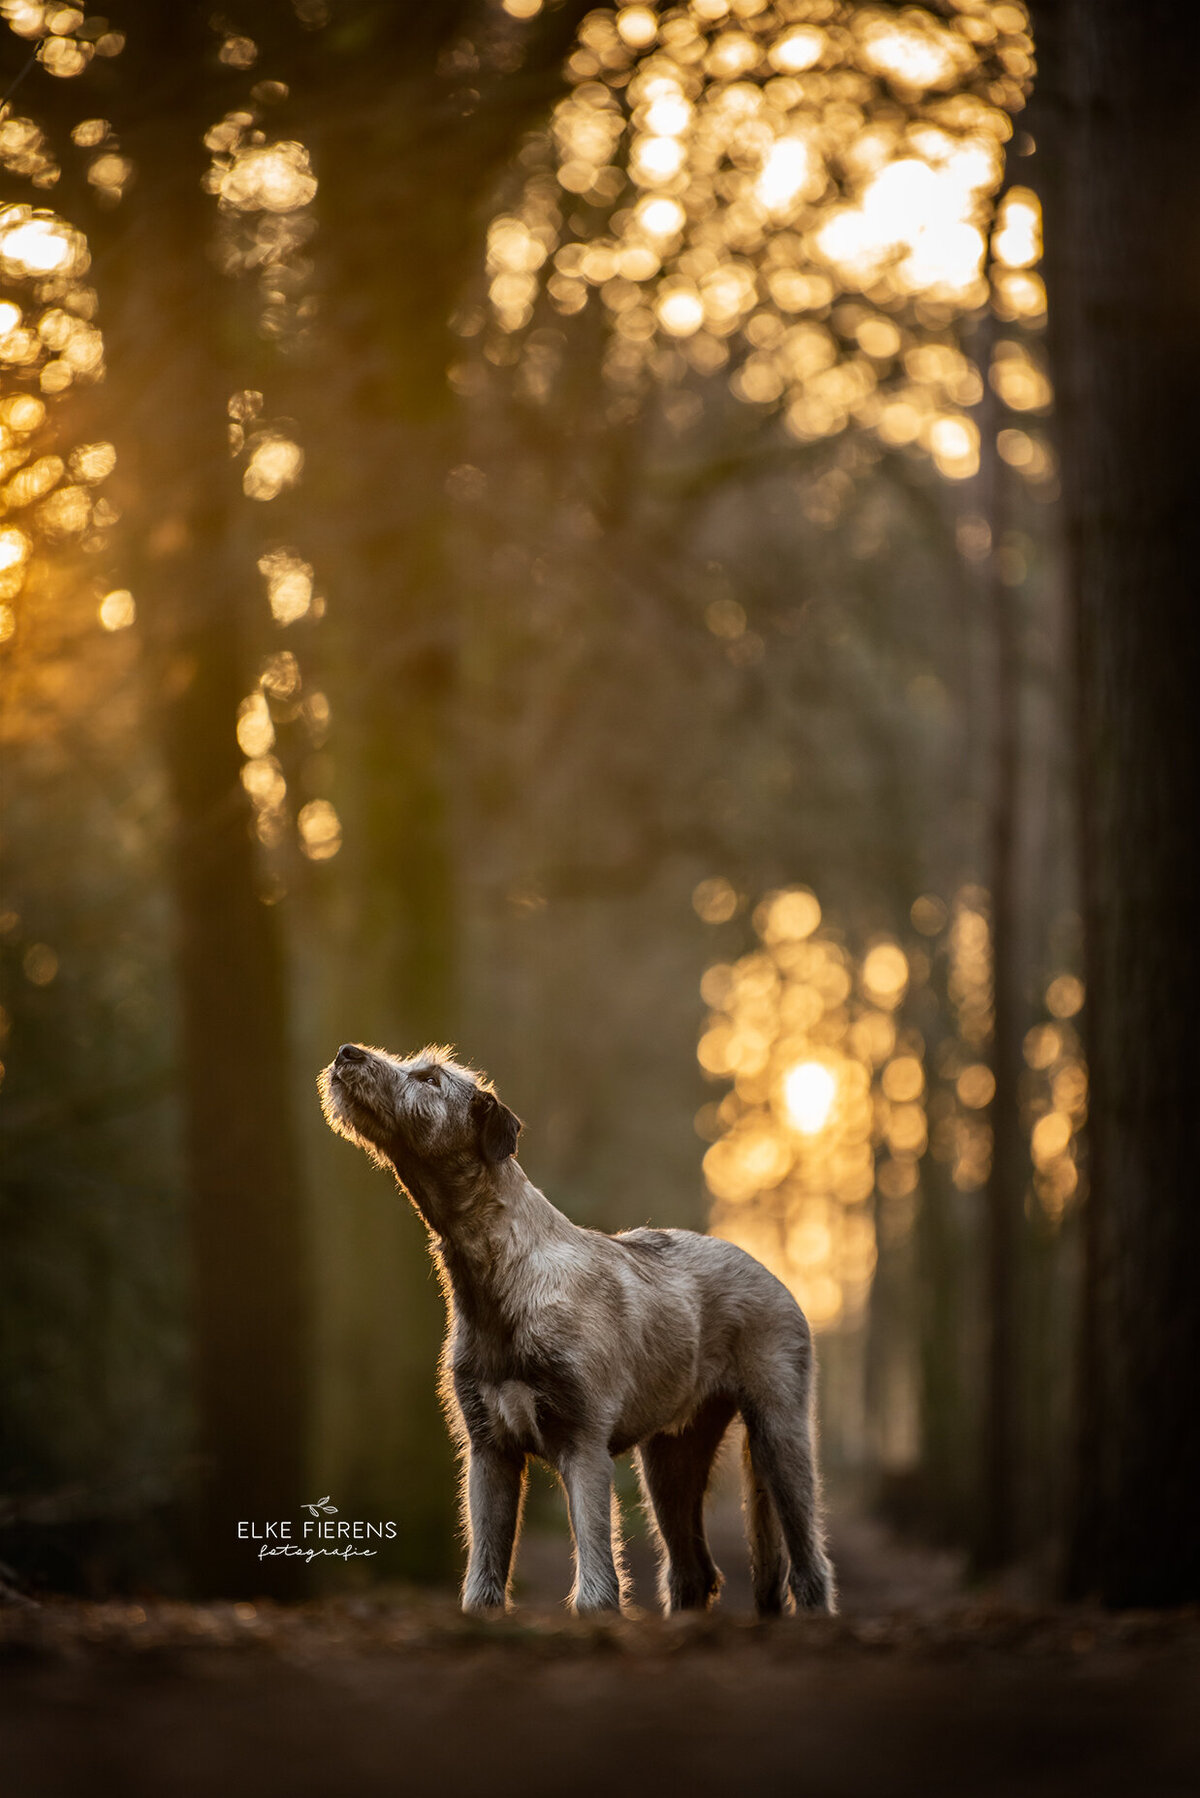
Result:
[319, 1042, 836, 1618]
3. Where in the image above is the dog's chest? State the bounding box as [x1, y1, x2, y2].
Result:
[446, 1234, 591, 1454]
[479, 1377, 543, 1452]
[452, 1307, 576, 1455]
[457, 1345, 557, 1454]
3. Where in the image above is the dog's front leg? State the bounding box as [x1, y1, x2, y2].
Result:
[462, 1442, 526, 1615]
[560, 1441, 623, 1614]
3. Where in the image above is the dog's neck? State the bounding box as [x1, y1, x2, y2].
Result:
[387, 1146, 555, 1250]
[406, 1157, 571, 1322]
[384, 1138, 478, 1236]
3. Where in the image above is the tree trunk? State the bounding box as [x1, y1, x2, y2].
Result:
[1036, 0, 1200, 1605]
[975, 313, 1027, 1574]
[108, 15, 314, 1594]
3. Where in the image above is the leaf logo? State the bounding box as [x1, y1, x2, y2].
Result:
[302, 1495, 338, 1519]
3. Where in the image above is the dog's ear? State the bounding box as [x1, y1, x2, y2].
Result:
[472, 1088, 522, 1163]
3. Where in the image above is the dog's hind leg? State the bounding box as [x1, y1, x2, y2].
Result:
[741, 1427, 787, 1615]
[741, 1333, 836, 1614]
[637, 1394, 735, 1615]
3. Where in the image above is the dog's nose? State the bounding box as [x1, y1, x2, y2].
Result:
[337, 1043, 367, 1064]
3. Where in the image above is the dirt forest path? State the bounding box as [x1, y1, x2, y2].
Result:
[2, 1520, 1197, 1798]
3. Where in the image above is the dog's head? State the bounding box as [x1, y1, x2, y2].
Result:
[318, 1042, 522, 1175]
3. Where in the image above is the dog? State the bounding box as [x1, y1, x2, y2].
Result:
[319, 1041, 836, 1617]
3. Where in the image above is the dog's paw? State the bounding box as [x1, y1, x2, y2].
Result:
[790, 1559, 837, 1614]
[461, 1588, 508, 1618]
[571, 1587, 623, 1617]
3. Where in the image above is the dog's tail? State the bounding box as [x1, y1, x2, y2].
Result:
[741, 1428, 788, 1614]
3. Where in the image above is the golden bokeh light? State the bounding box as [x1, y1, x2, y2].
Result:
[910, 892, 948, 935]
[0, 193, 108, 616]
[258, 546, 315, 625]
[656, 287, 705, 336]
[1031, 1109, 1070, 1165]
[5, 0, 116, 50]
[1046, 973, 1084, 1018]
[770, 26, 825, 74]
[1024, 1022, 1060, 1070]
[956, 1061, 995, 1109]
[928, 411, 979, 478]
[992, 184, 1041, 269]
[218, 142, 317, 215]
[203, 109, 319, 343]
[39, 35, 91, 80]
[949, 890, 992, 1049]
[218, 33, 258, 70]
[861, 941, 909, 1008]
[5, 456, 62, 508]
[693, 875, 739, 923]
[638, 195, 687, 238]
[484, 0, 1036, 480]
[243, 433, 304, 501]
[700, 880, 1089, 1328]
[757, 886, 822, 943]
[1025, 1003, 1086, 1223]
[617, 6, 658, 50]
[70, 440, 116, 483]
[2, 393, 45, 432]
[990, 338, 1051, 412]
[0, 108, 58, 188]
[236, 691, 275, 759]
[241, 755, 287, 809]
[86, 151, 134, 203]
[22, 941, 58, 986]
[883, 1054, 924, 1103]
[698, 887, 920, 1331]
[0, 525, 31, 574]
[0, 211, 77, 276]
[758, 135, 820, 214]
[2, 3, 336, 947]
[97, 588, 135, 631]
[858, 9, 972, 94]
[4, 2, 43, 36]
[260, 649, 300, 702]
[298, 798, 342, 862]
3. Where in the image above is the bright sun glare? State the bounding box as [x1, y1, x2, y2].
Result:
[784, 1061, 839, 1135]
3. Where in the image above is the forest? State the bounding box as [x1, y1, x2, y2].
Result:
[1, 1, 1197, 1792]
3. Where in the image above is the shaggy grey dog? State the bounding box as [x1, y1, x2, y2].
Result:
[319, 1041, 836, 1618]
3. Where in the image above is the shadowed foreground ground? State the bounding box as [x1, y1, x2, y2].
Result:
[2, 1520, 1197, 1798]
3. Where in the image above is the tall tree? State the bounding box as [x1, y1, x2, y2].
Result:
[106, 9, 316, 1595]
[306, 0, 596, 1046]
[1036, 0, 1200, 1605]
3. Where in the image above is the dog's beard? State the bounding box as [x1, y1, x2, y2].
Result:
[318, 1063, 393, 1164]
[318, 1061, 447, 1163]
